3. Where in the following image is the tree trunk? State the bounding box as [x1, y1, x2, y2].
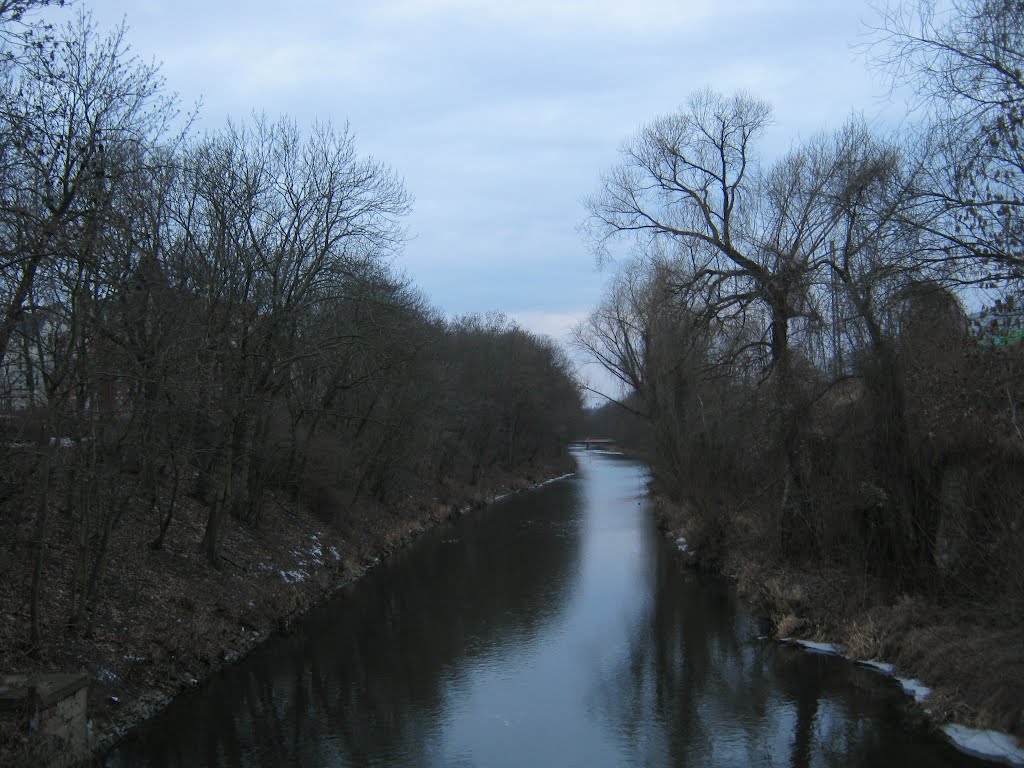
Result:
[29, 447, 52, 652]
[858, 301, 922, 581]
[771, 304, 809, 555]
[202, 445, 232, 567]
[0, 249, 48, 369]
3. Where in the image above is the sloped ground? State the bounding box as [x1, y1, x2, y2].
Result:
[0, 456, 574, 766]
[656, 497, 1024, 745]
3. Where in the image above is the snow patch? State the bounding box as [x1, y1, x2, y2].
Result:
[783, 638, 844, 656]
[540, 472, 575, 486]
[858, 659, 895, 676]
[278, 569, 308, 584]
[782, 644, 1020, 764]
[328, 546, 341, 561]
[943, 724, 1024, 766]
[896, 676, 932, 703]
[5, 436, 85, 448]
[675, 536, 689, 553]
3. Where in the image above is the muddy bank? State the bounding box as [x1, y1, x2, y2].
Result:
[0, 456, 575, 766]
[654, 496, 1024, 764]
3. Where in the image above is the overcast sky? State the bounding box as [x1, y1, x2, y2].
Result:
[72, 0, 908, 397]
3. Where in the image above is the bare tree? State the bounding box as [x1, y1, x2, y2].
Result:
[0, 11, 178, 648]
[871, 0, 1024, 280]
[584, 89, 850, 548]
[0, 11, 176, 369]
[174, 116, 411, 565]
[583, 91, 793, 360]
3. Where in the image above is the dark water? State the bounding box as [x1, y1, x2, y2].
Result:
[106, 451, 998, 767]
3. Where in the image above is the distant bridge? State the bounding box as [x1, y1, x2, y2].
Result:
[571, 438, 620, 451]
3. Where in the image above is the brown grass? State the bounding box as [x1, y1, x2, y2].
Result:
[657, 497, 1024, 740]
[0, 453, 575, 763]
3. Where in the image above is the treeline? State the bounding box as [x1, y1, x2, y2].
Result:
[577, 0, 1024, 617]
[0, 5, 581, 649]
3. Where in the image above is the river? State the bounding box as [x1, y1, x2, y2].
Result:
[105, 449, 1000, 767]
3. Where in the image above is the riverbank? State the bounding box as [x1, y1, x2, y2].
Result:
[0, 455, 575, 766]
[655, 496, 1024, 765]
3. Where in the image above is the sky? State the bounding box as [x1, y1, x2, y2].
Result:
[68, 0, 909, 399]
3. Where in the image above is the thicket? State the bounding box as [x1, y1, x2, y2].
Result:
[576, 0, 1024, 623]
[0, 4, 582, 654]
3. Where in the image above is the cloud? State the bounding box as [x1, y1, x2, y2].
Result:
[76, 0, 904, 375]
[508, 308, 627, 405]
[510, 310, 588, 342]
[367, 0, 722, 36]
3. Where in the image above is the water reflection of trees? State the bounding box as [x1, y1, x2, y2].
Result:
[594, 541, 990, 768]
[107, 464, 987, 768]
[106, 481, 584, 767]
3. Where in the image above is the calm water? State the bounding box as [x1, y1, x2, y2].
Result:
[106, 450, 998, 767]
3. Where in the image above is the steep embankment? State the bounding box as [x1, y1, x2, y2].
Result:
[655, 497, 1024, 765]
[0, 454, 575, 766]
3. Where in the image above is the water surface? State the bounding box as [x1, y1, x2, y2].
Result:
[106, 450, 998, 767]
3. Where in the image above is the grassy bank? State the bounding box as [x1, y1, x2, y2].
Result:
[0, 454, 575, 766]
[654, 496, 1024, 742]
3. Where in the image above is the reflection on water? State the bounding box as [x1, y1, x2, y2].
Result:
[107, 451, 999, 767]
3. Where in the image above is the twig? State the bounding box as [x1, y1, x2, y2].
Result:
[1008, 384, 1023, 442]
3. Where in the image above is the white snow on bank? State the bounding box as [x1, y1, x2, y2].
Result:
[539, 472, 576, 487]
[943, 724, 1024, 766]
[446, 473, 579, 511]
[281, 533, 332, 575]
[777, 628, 1022, 764]
[896, 676, 932, 703]
[675, 536, 690, 553]
[858, 659, 896, 676]
[783, 638, 844, 656]
[799, 640, 843, 655]
[308, 534, 323, 563]
[5, 436, 84, 449]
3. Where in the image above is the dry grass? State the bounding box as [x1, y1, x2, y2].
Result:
[657, 497, 1024, 740]
[0, 453, 575, 763]
[851, 599, 1024, 735]
[0, 484, 351, 757]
